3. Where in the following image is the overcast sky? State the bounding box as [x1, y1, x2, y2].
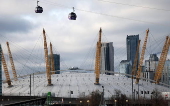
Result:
[0, 0, 170, 78]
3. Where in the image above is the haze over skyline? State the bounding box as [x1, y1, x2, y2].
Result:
[0, 0, 170, 79]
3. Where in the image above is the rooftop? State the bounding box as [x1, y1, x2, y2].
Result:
[2, 71, 170, 99]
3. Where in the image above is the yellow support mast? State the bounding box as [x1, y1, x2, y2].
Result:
[136, 29, 149, 84]
[131, 40, 141, 78]
[1, 47, 13, 87]
[94, 28, 102, 85]
[43, 29, 53, 86]
[50, 42, 55, 74]
[154, 36, 170, 84]
[6, 42, 18, 81]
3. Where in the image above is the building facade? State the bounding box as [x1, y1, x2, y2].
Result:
[119, 60, 131, 76]
[49, 54, 60, 74]
[126, 35, 139, 67]
[100, 42, 114, 75]
[143, 54, 170, 85]
[161, 60, 170, 85]
[0, 45, 2, 96]
[53, 54, 60, 74]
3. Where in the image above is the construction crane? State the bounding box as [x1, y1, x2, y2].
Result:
[131, 40, 141, 77]
[136, 29, 149, 84]
[43, 29, 53, 86]
[94, 28, 102, 85]
[6, 42, 18, 81]
[1, 47, 13, 87]
[154, 36, 170, 84]
[50, 42, 55, 74]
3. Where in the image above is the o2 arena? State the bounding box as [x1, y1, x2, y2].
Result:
[2, 70, 170, 100]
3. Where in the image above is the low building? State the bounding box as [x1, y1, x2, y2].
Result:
[119, 60, 132, 76]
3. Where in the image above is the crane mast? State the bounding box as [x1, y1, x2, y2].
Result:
[154, 36, 170, 84]
[136, 29, 149, 84]
[50, 42, 55, 74]
[1, 47, 13, 87]
[6, 42, 18, 81]
[131, 40, 141, 77]
[43, 29, 53, 86]
[94, 28, 102, 85]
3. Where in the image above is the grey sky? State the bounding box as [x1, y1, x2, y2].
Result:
[0, 0, 170, 79]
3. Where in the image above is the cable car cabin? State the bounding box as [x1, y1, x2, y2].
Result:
[35, 6, 43, 13]
[68, 12, 77, 20]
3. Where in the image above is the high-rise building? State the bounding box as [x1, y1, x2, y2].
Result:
[53, 54, 60, 74]
[100, 42, 114, 75]
[126, 35, 139, 64]
[0, 45, 2, 96]
[49, 54, 60, 74]
[143, 54, 170, 85]
[126, 35, 139, 74]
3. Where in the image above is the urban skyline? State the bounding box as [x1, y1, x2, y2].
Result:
[0, 0, 170, 71]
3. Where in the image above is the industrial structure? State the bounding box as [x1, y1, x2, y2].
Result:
[6, 42, 18, 81]
[154, 36, 170, 84]
[94, 28, 102, 85]
[136, 29, 149, 84]
[1, 46, 12, 87]
[43, 29, 53, 86]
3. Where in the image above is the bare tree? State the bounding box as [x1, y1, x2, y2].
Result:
[89, 90, 102, 106]
[150, 89, 168, 106]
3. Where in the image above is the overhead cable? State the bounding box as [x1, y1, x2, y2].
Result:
[98, 0, 170, 12]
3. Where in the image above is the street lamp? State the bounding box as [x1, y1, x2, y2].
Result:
[87, 100, 90, 106]
[80, 100, 82, 105]
[126, 100, 128, 106]
[102, 86, 104, 105]
[115, 100, 117, 106]
[69, 101, 71, 106]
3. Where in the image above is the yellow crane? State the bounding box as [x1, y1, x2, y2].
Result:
[43, 29, 53, 86]
[136, 29, 149, 84]
[1, 47, 13, 87]
[94, 28, 102, 85]
[6, 42, 18, 81]
[154, 36, 170, 84]
[131, 40, 141, 77]
[50, 42, 55, 74]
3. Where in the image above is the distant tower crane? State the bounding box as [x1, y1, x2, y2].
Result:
[94, 28, 102, 85]
[154, 36, 170, 84]
[50, 42, 55, 74]
[6, 42, 18, 81]
[1, 47, 13, 87]
[43, 29, 53, 86]
[136, 29, 149, 84]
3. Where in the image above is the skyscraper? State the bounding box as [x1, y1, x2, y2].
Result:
[53, 54, 60, 74]
[100, 42, 114, 75]
[126, 35, 139, 74]
[0, 45, 2, 96]
[49, 54, 60, 74]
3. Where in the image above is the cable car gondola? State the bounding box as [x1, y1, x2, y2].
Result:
[35, 1, 43, 13]
[68, 7, 77, 20]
